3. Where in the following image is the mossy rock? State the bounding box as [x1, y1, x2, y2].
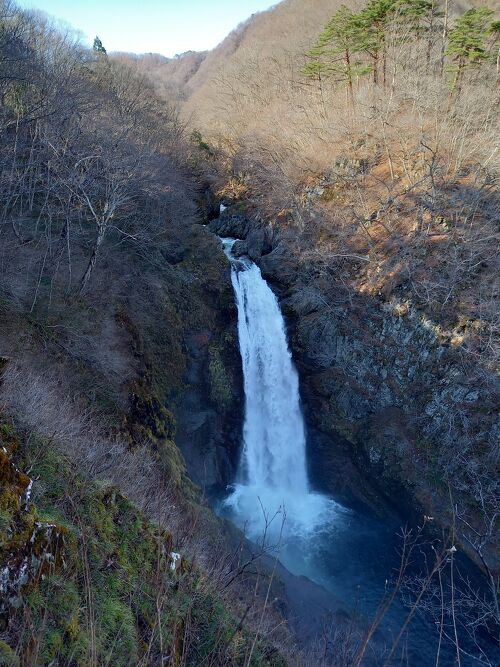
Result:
[208, 344, 233, 410]
[0, 436, 35, 554]
[128, 388, 176, 440]
[0, 641, 19, 667]
[124, 386, 198, 501]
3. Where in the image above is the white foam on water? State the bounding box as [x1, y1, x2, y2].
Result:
[222, 239, 337, 544]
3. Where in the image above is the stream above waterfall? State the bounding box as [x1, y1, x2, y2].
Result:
[216, 237, 498, 667]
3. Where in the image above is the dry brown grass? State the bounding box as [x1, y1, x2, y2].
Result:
[184, 2, 499, 368]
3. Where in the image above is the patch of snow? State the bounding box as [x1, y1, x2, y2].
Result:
[22, 479, 33, 509]
[170, 552, 181, 572]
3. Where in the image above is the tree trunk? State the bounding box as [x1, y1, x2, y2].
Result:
[453, 58, 464, 94]
[373, 53, 379, 85]
[440, 0, 450, 75]
[345, 49, 354, 107]
[79, 222, 106, 293]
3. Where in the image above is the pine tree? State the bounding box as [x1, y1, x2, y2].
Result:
[394, 0, 438, 33]
[303, 6, 370, 106]
[445, 8, 494, 92]
[303, 24, 336, 81]
[394, 0, 443, 67]
[358, 0, 398, 85]
[93, 36, 107, 56]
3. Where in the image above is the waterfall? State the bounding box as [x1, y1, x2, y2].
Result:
[222, 239, 332, 541]
[217, 247, 477, 666]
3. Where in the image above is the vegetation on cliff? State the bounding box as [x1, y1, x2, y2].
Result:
[184, 0, 499, 662]
[189, 0, 499, 539]
[0, 416, 286, 666]
[1, 0, 499, 663]
[0, 1, 290, 663]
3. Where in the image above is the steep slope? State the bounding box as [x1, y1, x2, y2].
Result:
[184, 0, 362, 129]
[195, 0, 499, 653]
[0, 4, 293, 662]
[112, 50, 207, 100]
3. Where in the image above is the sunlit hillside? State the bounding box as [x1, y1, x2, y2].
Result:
[1, 0, 499, 664]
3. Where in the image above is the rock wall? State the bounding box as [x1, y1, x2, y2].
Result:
[156, 213, 245, 497]
[208, 205, 500, 573]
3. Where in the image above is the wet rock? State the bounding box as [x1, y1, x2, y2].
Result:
[258, 245, 299, 286]
[208, 214, 249, 239]
[230, 227, 273, 260]
[173, 281, 243, 497]
[232, 239, 248, 256]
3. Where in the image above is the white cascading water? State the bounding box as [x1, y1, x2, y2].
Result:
[222, 239, 333, 542]
[218, 242, 461, 665]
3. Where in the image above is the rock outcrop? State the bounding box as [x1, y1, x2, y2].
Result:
[209, 203, 499, 573]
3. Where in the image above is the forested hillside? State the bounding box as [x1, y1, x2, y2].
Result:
[187, 0, 500, 662]
[112, 51, 208, 101]
[0, 1, 295, 664]
[1, 0, 499, 664]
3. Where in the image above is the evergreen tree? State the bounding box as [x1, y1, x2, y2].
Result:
[394, 0, 438, 35]
[358, 0, 397, 85]
[93, 36, 107, 55]
[394, 0, 443, 66]
[303, 6, 370, 105]
[394, 0, 425, 27]
[445, 7, 494, 91]
[303, 23, 337, 81]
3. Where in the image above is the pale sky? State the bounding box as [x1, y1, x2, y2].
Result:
[17, 0, 278, 57]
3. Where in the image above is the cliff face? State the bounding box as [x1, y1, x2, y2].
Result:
[208, 203, 499, 573]
[169, 224, 244, 495]
[291, 287, 498, 542]
[0, 197, 283, 664]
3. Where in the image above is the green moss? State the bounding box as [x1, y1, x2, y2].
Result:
[24, 575, 85, 664]
[97, 595, 139, 666]
[125, 387, 198, 501]
[0, 434, 37, 555]
[0, 507, 11, 535]
[191, 129, 214, 156]
[230, 201, 247, 213]
[0, 641, 19, 667]
[129, 390, 176, 440]
[208, 344, 232, 410]
[0, 422, 15, 441]
[1, 410, 285, 666]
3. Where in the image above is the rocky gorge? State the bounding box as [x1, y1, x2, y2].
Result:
[1, 0, 499, 661]
[206, 200, 499, 578]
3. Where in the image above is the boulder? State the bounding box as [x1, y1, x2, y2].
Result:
[258, 245, 299, 286]
[246, 228, 266, 261]
[232, 240, 248, 256]
[208, 214, 249, 239]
